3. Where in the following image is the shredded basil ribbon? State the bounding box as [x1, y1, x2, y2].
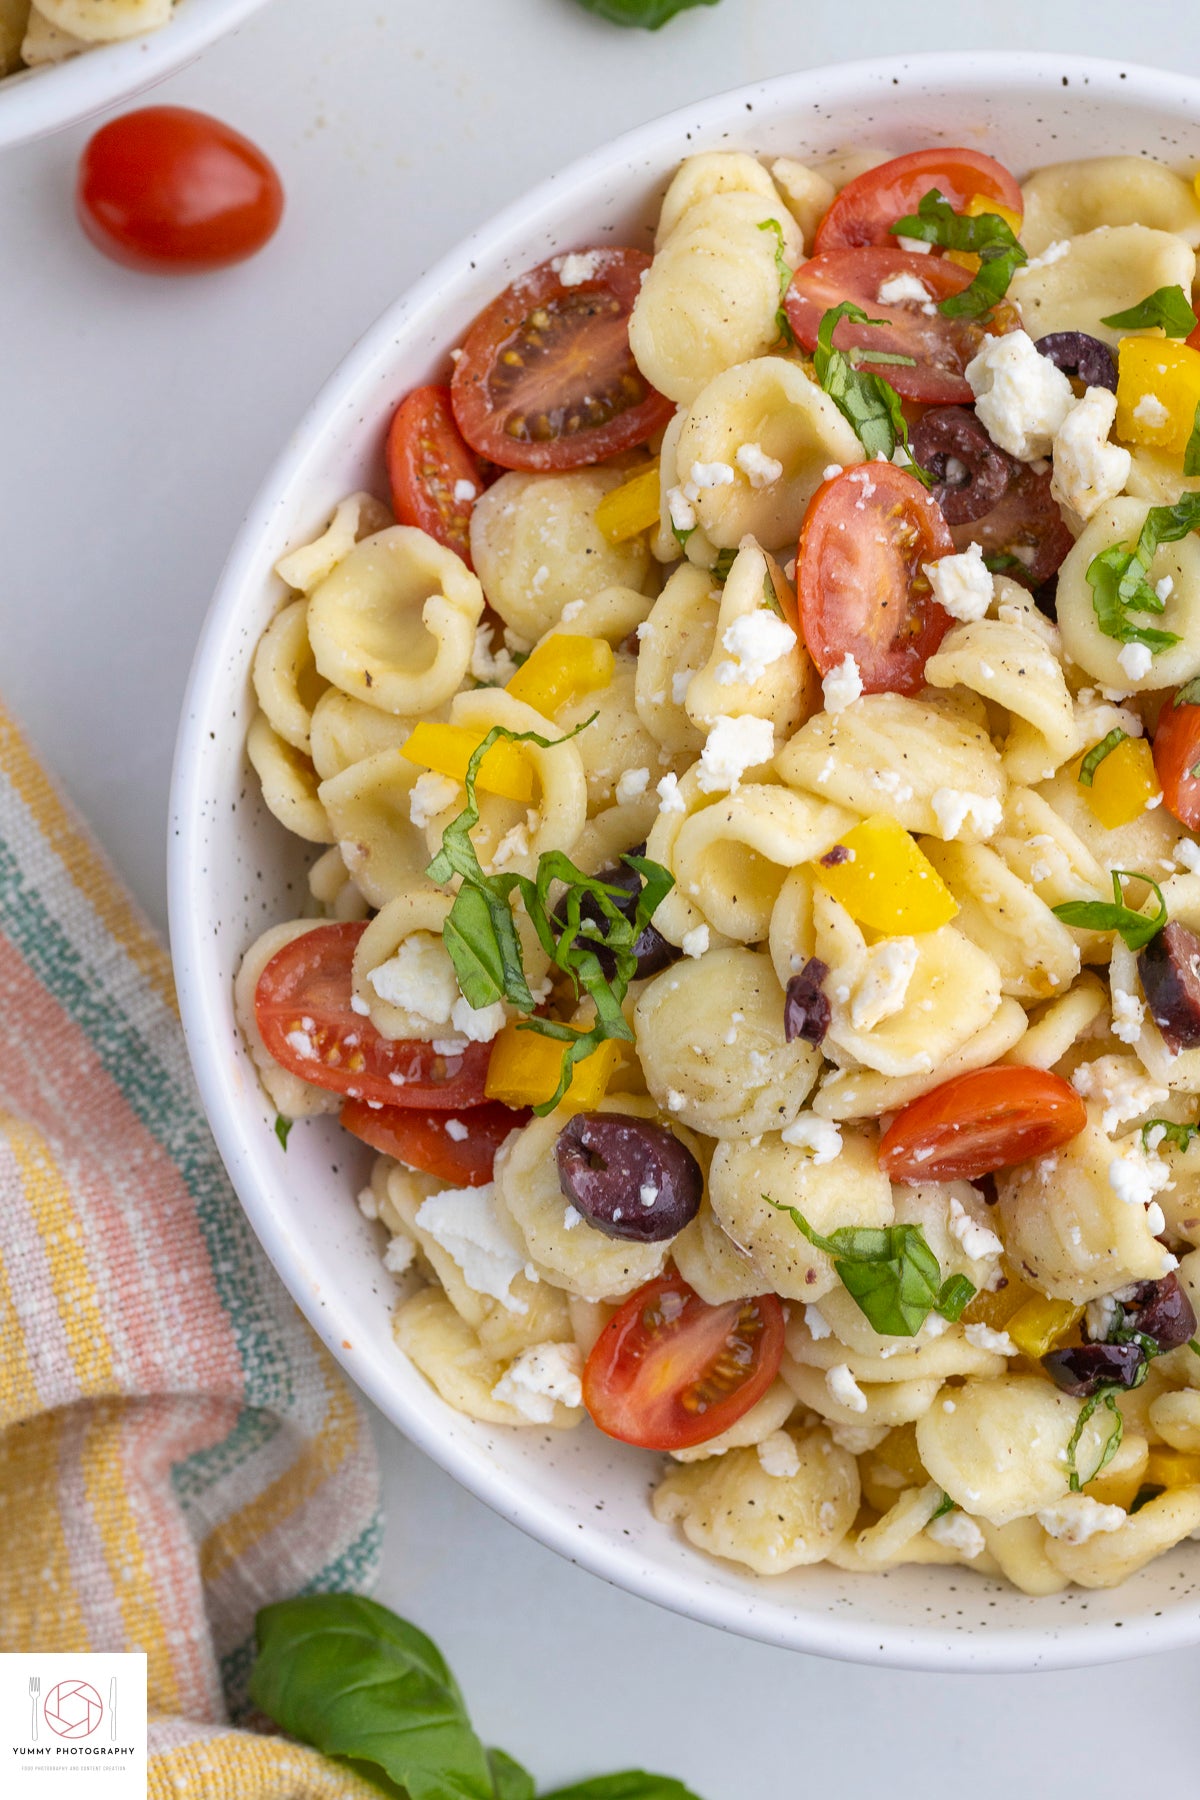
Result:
[1186, 401, 1200, 480]
[1066, 1388, 1126, 1493]
[1077, 728, 1127, 788]
[1085, 493, 1200, 652]
[888, 187, 1027, 321]
[273, 1115, 292, 1150]
[425, 722, 674, 1114]
[757, 218, 797, 347]
[1100, 284, 1199, 337]
[1052, 868, 1167, 952]
[812, 300, 929, 477]
[1142, 1118, 1200, 1153]
[764, 1198, 975, 1337]
[930, 1492, 957, 1521]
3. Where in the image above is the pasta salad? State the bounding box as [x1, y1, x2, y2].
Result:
[238, 141, 1200, 1595]
[0, 0, 175, 76]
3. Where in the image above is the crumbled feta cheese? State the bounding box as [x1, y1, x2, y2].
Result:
[1050, 386, 1131, 521]
[804, 1303, 833, 1340]
[1071, 1055, 1168, 1136]
[450, 995, 506, 1043]
[383, 1233, 417, 1276]
[696, 714, 775, 792]
[947, 1195, 1005, 1264]
[285, 1027, 317, 1061]
[757, 1430, 801, 1478]
[1117, 640, 1153, 682]
[927, 1510, 986, 1558]
[562, 1204, 582, 1230]
[895, 235, 932, 255]
[656, 771, 687, 814]
[615, 766, 651, 804]
[671, 669, 695, 704]
[560, 599, 585, 623]
[1037, 1495, 1126, 1544]
[716, 608, 796, 686]
[491, 809, 540, 871]
[822, 462, 844, 480]
[1085, 1292, 1123, 1342]
[931, 787, 1003, 841]
[666, 1088, 687, 1113]
[735, 442, 784, 488]
[687, 460, 736, 492]
[491, 1342, 584, 1421]
[964, 329, 1076, 460]
[369, 931, 458, 1024]
[964, 1321, 1017, 1357]
[409, 771, 461, 829]
[556, 250, 605, 287]
[666, 486, 697, 534]
[1110, 987, 1146, 1045]
[923, 540, 994, 622]
[1176, 838, 1200, 874]
[1022, 238, 1071, 271]
[826, 1364, 868, 1413]
[829, 1420, 890, 1454]
[1156, 575, 1175, 603]
[350, 994, 371, 1017]
[415, 1183, 528, 1310]
[1108, 1142, 1171, 1208]
[781, 1113, 843, 1163]
[849, 937, 919, 1032]
[822, 652, 863, 714]
[356, 1184, 379, 1221]
[453, 478, 478, 504]
[470, 622, 519, 685]
[1133, 393, 1170, 430]
[444, 1117, 469, 1142]
[877, 270, 933, 306]
[681, 925, 710, 958]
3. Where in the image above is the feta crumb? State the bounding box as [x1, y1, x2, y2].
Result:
[656, 771, 687, 814]
[356, 1184, 379, 1221]
[615, 765, 651, 804]
[369, 930, 458, 1024]
[1133, 393, 1170, 430]
[947, 1195, 1005, 1264]
[1050, 386, 1131, 522]
[927, 1510, 986, 1558]
[781, 1113, 843, 1163]
[1071, 1055, 1168, 1136]
[415, 1183, 528, 1311]
[822, 463, 844, 480]
[735, 442, 784, 488]
[1156, 575, 1175, 603]
[557, 250, 605, 287]
[409, 771, 460, 829]
[491, 1341, 583, 1421]
[964, 329, 1076, 461]
[470, 622, 519, 685]
[666, 486, 698, 534]
[877, 271, 932, 306]
[757, 1430, 801, 1479]
[383, 1233, 417, 1276]
[671, 669, 695, 704]
[716, 608, 796, 686]
[562, 1204, 583, 1230]
[1037, 1495, 1126, 1544]
[964, 1321, 1017, 1357]
[696, 714, 775, 793]
[922, 540, 995, 622]
[931, 787, 1003, 841]
[1085, 1292, 1123, 1343]
[826, 1363, 868, 1413]
[1176, 838, 1200, 874]
[444, 1117, 469, 1142]
[1110, 987, 1146, 1045]
[450, 995, 506, 1043]
[1022, 238, 1070, 271]
[686, 460, 736, 492]
[1117, 640, 1153, 682]
[681, 924, 710, 958]
[895, 235, 932, 254]
[453, 478, 477, 504]
[666, 1088, 687, 1113]
[350, 994, 371, 1017]
[1108, 1142, 1171, 1208]
[804, 1303, 833, 1340]
[848, 937, 919, 1032]
[822, 652, 863, 715]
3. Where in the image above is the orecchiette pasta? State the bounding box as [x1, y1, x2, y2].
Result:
[1010, 225, 1197, 348]
[1057, 497, 1200, 691]
[1019, 156, 1200, 258]
[246, 711, 333, 845]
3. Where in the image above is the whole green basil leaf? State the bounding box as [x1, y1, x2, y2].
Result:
[249, 1595, 494, 1800]
[764, 1200, 974, 1336]
[1052, 868, 1167, 952]
[541, 1777, 705, 1800]
[889, 187, 1026, 320]
[571, 0, 720, 27]
[1100, 284, 1198, 337]
[489, 1749, 536, 1800]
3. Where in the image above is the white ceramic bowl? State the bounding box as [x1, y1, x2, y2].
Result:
[171, 52, 1200, 1671]
[0, 0, 272, 150]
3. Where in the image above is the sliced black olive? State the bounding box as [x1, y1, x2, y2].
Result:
[1042, 1341, 1146, 1397]
[910, 405, 1017, 525]
[1138, 921, 1200, 1053]
[1035, 331, 1118, 394]
[555, 1111, 703, 1242]
[949, 460, 1076, 589]
[553, 861, 678, 981]
[784, 958, 831, 1047]
[1120, 1273, 1198, 1353]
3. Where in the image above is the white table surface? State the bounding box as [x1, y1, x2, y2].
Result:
[4, 0, 1200, 1791]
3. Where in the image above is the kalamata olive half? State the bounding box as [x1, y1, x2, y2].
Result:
[1042, 1341, 1146, 1397]
[1035, 331, 1118, 394]
[553, 861, 678, 981]
[784, 958, 831, 1046]
[949, 458, 1076, 589]
[555, 1111, 703, 1242]
[1120, 1273, 1198, 1353]
[909, 405, 1016, 525]
[1138, 921, 1200, 1053]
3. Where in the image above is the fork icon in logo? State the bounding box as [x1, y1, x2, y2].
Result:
[29, 1675, 40, 1741]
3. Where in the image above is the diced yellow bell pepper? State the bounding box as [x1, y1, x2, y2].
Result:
[400, 722, 535, 803]
[812, 813, 958, 935]
[944, 194, 1023, 272]
[1006, 1295, 1084, 1361]
[1075, 735, 1161, 829]
[1143, 1446, 1200, 1491]
[505, 633, 615, 717]
[595, 463, 661, 544]
[961, 1267, 1036, 1332]
[1084, 1436, 1149, 1511]
[874, 1423, 928, 1487]
[484, 1025, 623, 1110]
[1115, 336, 1200, 458]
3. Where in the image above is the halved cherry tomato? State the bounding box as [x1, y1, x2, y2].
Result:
[1153, 687, 1200, 830]
[340, 1098, 528, 1186]
[949, 460, 1075, 589]
[797, 463, 954, 695]
[879, 1066, 1088, 1183]
[254, 922, 491, 1108]
[582, 1272, 785, 1452]
[76, 106, 284, 273]
[450, 249, 673, 472]
[386, 385, 487, 565]
[785, 247, 1018, 406]
[812, 148, 1023, 253]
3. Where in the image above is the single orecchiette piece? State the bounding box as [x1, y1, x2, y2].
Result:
[1148, 1389, 1200, 1454]
[684, 540, 818, 737]
[350, 879, 455, 1040]
[234, 922, 343, 1118]
[1002, 972, 1107, 1068]
[924, 616, 1078, 785]
[671, 785, 853, 944]
[1019, 156, 1200, 258]
[777, 692, 1007, 840]
[635, 565, 721, 756]
[812, 997, 1029, 1120]
[1010, 225, 1197, 347]
[536, 583, 653, 649]
[469, 468, 651, 643]
[670, 1199, 766, 1304]
[642, 766, 726, 947]
[707, 1127, 892, 1301]
[307, 526, 484, 715]
[1042, 1487, 1200, 1589]
[654, 150, 784, 248]
[1057, 496, 1200, 692]
[275, 491, 394, 595]
[635, 947, 821, 1137]
[673, 358, 862, 551]
[785, 1310, 1007, 1389]
[977, 1517, 1071, 1596]
[652, 1428, 858, 1573]
[318, 749, 432, 910]
[992, 786, 1109, 926]
[769, 156, 838, 249]
[780, 1361, 942, 1431]
[394, 1289, 583, 1429]
[252, 599, 327, 756]
[557, 652, 669, 814]
[309, 688, 423, 782]
[767, 866, 817, 993]
[921, 839, 1081, 1001]
[629, 191, 802, 407]
[308, 845, 369, 923]
[1124, 444, 1200, 509]
[246, 711, 333, 845]
[36, 0, 169, 44]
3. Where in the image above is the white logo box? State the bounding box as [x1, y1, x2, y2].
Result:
[0, 1654, 146, 1798]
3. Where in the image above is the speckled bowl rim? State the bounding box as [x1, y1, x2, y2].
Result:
[0, 0, 274, 150]
[171, 52, 1200, 1671]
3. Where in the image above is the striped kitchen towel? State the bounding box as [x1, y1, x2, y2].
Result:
[0, 701, 382, 1797]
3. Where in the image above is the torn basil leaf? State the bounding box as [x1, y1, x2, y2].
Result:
[1100, 285, 1199, 338]
[571, 0, 720, 27]
[812, 301, 929, 476]
[758, 217, 798, 347]
[889, 187, 1026, 321]
[1084, 495, 1200, 652]
[1185, 401, 1200, 479]
[764, 1198, 976, 1337]
[1077, 728, 1127, 788]
[274, 1115, 293, 1150]
[930, 1492, 957, 1521]
[1066, 1388, 1125, 1493]
[1052, 868, 1167, 952]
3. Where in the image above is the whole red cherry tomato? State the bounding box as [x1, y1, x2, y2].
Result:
[76, 106, 284, 273]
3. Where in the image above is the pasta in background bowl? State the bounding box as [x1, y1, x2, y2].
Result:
[172, 53, 1200, 1669]
[0, 0, 272, 149]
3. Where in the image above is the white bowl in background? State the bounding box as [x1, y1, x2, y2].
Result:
[0, 0, 273, 150]
[170, 53, 1200, 1671]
